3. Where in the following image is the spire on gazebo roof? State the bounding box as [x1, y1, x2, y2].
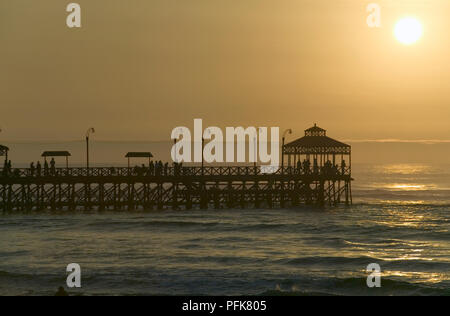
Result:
[305, 123, 326, 136]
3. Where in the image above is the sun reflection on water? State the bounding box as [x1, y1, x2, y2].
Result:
[383, 271, 446, 284]
[387, 184, 428, 190]
[375, 164, 432, 175]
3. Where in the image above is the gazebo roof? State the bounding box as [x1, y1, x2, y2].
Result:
[125, 152, 153, 158]
[41, 151, 71, 157]
[285, 136, 350, 148]
[284, 125, 350, 154]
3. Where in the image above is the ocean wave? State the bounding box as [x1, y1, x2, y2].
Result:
[85, 220, 221, 229]
[351, 201, 450, 207]
[0, 270, 34, 280]
[277, 256, 450, 274]
[280, 256, 379, 267]
[261, 277, 450, 296]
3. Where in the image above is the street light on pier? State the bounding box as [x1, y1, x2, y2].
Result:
[86, 127, 95, 172]
[201, 136, 205, 175]
[253, 134, 257, 169]
[0, 128, 8, 165]
[282, 129, 292, 170]
[173, 127, 183, 164]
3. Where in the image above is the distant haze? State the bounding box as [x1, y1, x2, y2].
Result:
[3, 140, 450, 166]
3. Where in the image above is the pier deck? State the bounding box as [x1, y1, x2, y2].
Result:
[0, 166, 352, 211]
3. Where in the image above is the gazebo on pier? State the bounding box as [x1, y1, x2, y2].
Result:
[282, 124, 352, 205]
[125, 152, 153, 168]
[282, 124, 351, 174]
[41, 151, 72, 168]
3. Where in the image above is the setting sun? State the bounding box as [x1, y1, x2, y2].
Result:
[394, 17, 423, 45]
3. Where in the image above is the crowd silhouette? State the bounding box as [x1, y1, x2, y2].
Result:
[1, 158, 349, 178]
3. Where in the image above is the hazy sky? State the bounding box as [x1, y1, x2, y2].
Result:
[2, 0, 450, 141]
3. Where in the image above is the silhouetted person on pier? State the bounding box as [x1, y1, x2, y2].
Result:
[324, 160, 332, 175]
[154, 162, 159, 176]
[156, 161, 162, 176]
[302, 159, 310, 175]
[313, 158, 319, 175]
[296, 160, 301, 173]
[30, 162, 35, 177]
[2, 160, 7, 176]
[137, 165, 143, 176]
[44, 160, 49, 176]
[149, 161, 154, 176]
[36, 161, 42, 177]
[55, 286, 69, 296]
[4, 160, 13, 176]
[50, 158, 56, 175]
[341, 160, 346, 175]
[164, 162, 168, 176]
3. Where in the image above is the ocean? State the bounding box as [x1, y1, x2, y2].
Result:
[0, 163, 449, 296]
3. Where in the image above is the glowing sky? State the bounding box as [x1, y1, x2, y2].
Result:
[1, 0, 450, 141]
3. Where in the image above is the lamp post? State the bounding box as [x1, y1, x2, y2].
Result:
[282, 129, 292, 171]
[0, 128, 7, 166]
[173, 138, 177, 164]
[86, 128, 95, 173]
[173, 127, 183, 164]
[253, 131, 258, 169]
[201, 136, 205, 175]
[0, 128, 4, 166]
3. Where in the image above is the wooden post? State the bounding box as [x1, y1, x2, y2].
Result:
[86, 136, 89, 170]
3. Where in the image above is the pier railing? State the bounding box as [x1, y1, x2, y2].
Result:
[0, 166, 351, 179]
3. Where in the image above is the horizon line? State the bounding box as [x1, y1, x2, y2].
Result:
[2, 138, 450, 144]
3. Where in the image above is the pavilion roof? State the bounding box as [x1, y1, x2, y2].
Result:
[285, 136, 350, 148]
[41, 151, 71, 157]
[125, 152, 153, 158]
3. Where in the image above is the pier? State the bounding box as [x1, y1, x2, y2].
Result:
[0, 125, 352, 211]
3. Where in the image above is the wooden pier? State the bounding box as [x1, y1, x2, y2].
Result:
[0, 165, 352, 211]
[0, 125, 353, 211]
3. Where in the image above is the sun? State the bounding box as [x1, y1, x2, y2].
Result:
[394, 17, 423, 45]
